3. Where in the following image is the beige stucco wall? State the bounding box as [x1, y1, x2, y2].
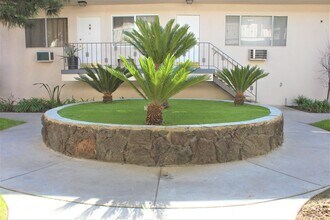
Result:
[0, 3, 329, 105]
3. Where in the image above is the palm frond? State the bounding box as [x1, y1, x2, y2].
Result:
[110, 55, 209, 104]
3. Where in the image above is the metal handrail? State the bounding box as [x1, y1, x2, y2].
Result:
[207, 43, 256, 102]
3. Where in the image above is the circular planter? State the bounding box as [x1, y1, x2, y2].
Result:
[42, 100, 283, 166]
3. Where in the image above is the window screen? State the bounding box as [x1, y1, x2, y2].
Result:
[47, 18, 68, 47]
[225, 16, 240, 46]
[113, 16, 134, 43]
[25, 19, 46, 47]
[273, 16, 288, 46]
[136, 15, 157, 23]
[241, 16, 272, 46]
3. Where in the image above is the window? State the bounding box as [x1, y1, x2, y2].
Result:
[241, 16, 272, 46]
[225, 16, 240, 46]
[25, 18, 68, 48]
[225, 16, 288, 47]
[47, 18, 68, 47]
[113, 15, 157, 43]
[136, 15, 157, 23]
[273, 16, 288, 46]
[113, 16, 134, 43]
[25, 19, 46, 47]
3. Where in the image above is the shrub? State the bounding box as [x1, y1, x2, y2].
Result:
[14, 98, 50, 112]
[76, 64, 130, 103]
[294, 95, 311, 106]
[0, 95, 94, 113]
[294, 96, 330, 113]
[33, 83, 65, 106]
[0, 95, 16, 112]
[311, 100, 330, 113]
[217, 65, 269, 105]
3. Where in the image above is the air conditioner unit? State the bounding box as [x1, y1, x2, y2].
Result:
[249, 49, 267, 61]
[36, 52, 54, 62]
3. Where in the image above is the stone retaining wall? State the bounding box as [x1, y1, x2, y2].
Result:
[42, 103, 283, 166]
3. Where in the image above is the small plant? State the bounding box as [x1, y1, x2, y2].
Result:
[109, 55, 209, 125]
[76, 64, 131, 103]
[217, 65, 269, 105]
[33, 83, 65, 107]
[294, 95, 330, 113]
[62, 44, 79, 58]
[0, 95, 16, 112]
[61, 44, 80, 69]
[14, 98, 49, 112]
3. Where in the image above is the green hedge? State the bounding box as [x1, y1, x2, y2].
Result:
[294, 96, 330, 113]
[0, 97, 87, 113]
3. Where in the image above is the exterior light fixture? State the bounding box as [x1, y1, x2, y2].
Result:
[186, 0, 193, 4]
[78, 1, 87, 7]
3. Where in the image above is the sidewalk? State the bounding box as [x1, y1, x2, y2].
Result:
[0, 108, 329, 219]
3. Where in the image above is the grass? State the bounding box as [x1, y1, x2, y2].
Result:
[310, 119, 330, 131]
[59, 99, 270, 125]
[0, 195, 8, 220]
[0, 118, 25, 131]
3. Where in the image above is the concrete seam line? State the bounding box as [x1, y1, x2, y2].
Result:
[288, 145, 330, 150]
[0, 159, 72, 183]
[153, 167, 162, 207]
[0, 185, 328, 210]
[246, 160, 323, 187]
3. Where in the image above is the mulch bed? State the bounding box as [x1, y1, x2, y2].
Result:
[296, 188, 330, 220]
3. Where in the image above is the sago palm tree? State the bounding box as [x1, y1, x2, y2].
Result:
[217, 65, 269, 105]
[75, 64, 131, 103]
[124, 17, 197, 70]
[109, 55, 209, 125]
[124, 17, 197, 108]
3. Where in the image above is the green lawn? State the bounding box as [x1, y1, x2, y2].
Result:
[0, 195, 8, 220]
[311, 119, 330, 131]
[0, 118, 25, 131]
[59, 99, 270, 125]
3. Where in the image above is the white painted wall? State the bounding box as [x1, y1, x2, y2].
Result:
[0, 3, 329, 105]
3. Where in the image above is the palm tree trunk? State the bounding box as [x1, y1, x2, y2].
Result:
[234, 92, 245, 105]
[102, 92, 113, 103]
[146, 103, 163, 125]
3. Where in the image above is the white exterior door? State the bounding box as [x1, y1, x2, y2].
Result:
[77, 17, 101, 66]
[176, 15, 200, 64]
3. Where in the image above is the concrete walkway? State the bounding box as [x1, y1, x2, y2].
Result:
[0, 108, 329, 219]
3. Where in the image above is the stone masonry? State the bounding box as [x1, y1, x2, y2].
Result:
[42, 113, 283, 166]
